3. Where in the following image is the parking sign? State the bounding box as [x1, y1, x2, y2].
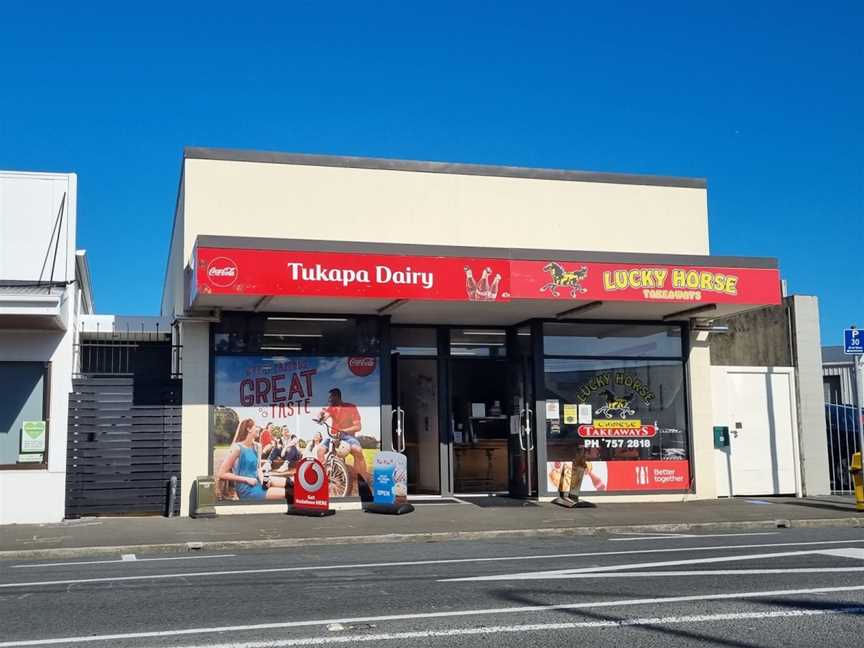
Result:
[845, 328, 862, 355]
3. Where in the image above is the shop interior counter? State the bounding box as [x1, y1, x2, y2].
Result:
[453, 416, 509, 492]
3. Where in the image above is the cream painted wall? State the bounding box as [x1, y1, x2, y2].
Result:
[179, 321, 210, 516]
[179, 159, 709, 271]
[688, 331, 717, 499]
[161, 182, 184, 318]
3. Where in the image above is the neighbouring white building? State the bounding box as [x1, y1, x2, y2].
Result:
[0, 170, 93, 524]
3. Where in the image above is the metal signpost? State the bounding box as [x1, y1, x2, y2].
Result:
[844, 327, 864, 458]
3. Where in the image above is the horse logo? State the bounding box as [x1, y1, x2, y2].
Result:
[595, 390, 636, 419]
[541, 262, 588, 297]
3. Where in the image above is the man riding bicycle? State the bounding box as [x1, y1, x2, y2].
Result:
[315, 388, 370, 485]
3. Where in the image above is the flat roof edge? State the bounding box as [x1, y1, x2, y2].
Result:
[193, 235, 779, 270]
[183, 147, 707, 189]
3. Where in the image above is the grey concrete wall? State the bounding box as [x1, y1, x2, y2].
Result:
[709, 305, 792, 367]
[788, 295, 831, 496]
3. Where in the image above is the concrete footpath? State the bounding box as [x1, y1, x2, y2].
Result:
[1, 495, 861, 560]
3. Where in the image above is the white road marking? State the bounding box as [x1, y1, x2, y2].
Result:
[10, 554, 237, 569]
[612, 532, 685, 537]
[610, 532, 778, 541]
[528, 567, 864, 578]
[1, 585, 864, 647]
[818, 548, 864, 560]
[2, 538, 862, 588]
[153, 607, 864, 647]
[120, 554, 136, 562]
[443, 547, 864, 582]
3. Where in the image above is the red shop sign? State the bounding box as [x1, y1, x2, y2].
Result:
[196, 247, 511, 302]
[578, 425, 657, 438]
[606, 460, 690, 491]
[194, 246, 781, 306]
[510, 260, 781, 305]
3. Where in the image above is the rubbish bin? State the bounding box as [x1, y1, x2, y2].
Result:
[192, 476, 217, 518]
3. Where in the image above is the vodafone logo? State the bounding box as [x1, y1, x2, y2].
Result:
[348, 356, 377, 377]
[297, 460, 326, 493]
[206, 257, 238, 287]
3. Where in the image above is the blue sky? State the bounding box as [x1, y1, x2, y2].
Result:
[1, 2, 861, 340]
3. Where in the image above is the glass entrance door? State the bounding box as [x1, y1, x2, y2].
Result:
[450, 358, 512, 493]
[391, 354, 441, 494]
[508, 353, 536, 498]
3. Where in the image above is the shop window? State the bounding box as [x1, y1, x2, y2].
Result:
[449, 328, 507, 357]
[543, 322, 683, 358]
[0, 362, 48, 468]
[392, 327, 438, 356]
[211, 314, 382, 503]
[516, 325, 532, 356]
[211, 355, 382, 503]
[214, 314, 380, 356]
[542, 322, 690, 495]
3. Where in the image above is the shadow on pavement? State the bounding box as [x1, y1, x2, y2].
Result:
[489, 586, 768, 648]
[778, 500, 859, 513]
[750, 597, 864, 613]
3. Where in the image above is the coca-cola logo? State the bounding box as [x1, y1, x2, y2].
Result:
[347, 356, 377, 377]
[206, 257, 238, 287]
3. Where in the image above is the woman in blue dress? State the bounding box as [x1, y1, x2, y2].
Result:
[217, 419, 289, 500]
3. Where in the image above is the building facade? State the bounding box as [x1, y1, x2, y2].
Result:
[161, 148, 783, 516]
[709, 297, 830, 497]
[0, 170, 93, 524]
[823, 346, 859, 406]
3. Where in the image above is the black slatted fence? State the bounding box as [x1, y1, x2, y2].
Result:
[66, 376, 182, 518]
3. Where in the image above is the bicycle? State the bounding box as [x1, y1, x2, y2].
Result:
[314, 419, 354, 498]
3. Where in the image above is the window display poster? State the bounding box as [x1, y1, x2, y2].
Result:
[20, 421, 46, 453]
[563, 403, 578, 425]
[547, 460, 690, 493]
[212, 356, 381, 502]
[578, 403, 593, 424]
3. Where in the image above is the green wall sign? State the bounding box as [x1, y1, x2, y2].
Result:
[21, 420, 46, 453]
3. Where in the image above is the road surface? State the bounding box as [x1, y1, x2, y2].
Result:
[1, 526, 863, 647]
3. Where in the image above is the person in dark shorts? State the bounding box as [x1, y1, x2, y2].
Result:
[316, 388, 369, 483]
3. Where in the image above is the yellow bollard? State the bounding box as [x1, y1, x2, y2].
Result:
[850, 453, 864, 512]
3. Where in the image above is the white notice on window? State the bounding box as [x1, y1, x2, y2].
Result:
[578, 403, 593, 424]
[545, 399, 560, 420]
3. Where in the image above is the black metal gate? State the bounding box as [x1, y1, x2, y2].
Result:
[65, 376, 182, 518]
